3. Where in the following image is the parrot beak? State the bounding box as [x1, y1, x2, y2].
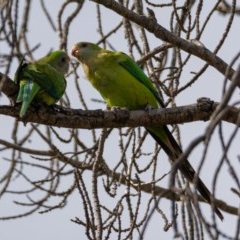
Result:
[66, 54, 71, 61]
[71, 45, 79, 57]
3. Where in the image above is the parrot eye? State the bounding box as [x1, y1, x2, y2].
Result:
[81, 43, 88, 48]
[61, 57, 69, 63]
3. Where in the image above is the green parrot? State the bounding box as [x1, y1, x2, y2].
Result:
[71, 42, 223, 221]
[14, 50, 70, 118]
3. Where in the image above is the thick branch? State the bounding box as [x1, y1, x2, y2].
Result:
[0, 72, 19, 101]
[1, 100, 239, 129]
[0, 72, 239, 128]
[91, 0, 236, 85]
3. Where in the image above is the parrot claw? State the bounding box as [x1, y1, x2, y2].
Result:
[144, 104, 155, 111]
[110, 106, 129, 121]
[111, 106, 129, 111]
[50, 104, 66, 113]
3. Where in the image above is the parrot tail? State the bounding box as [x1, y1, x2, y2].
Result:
[146, 125, 224, 221]
[18, 80, 39, 118]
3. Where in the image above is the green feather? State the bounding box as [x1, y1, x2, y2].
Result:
[14, 50, 69, 118]
[71, 42, 223, 220]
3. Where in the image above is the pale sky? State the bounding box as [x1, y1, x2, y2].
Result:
[1, 1, 240, 239]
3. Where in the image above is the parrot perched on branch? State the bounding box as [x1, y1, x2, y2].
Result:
[71, 42, 223, 221]
[14, 50, 70, 118]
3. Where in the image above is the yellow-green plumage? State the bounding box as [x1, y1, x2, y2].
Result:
[14, 50, 69, 118]
[84, 53, 157, 109]
[71, 42, 223, 220]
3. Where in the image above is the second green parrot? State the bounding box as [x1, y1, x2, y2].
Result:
[71, 42, 223, 221]
[14, 50, 70, 118]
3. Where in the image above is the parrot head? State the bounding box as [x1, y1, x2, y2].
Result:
[71, 42, 101, 63]
[38, 50, 70, 75]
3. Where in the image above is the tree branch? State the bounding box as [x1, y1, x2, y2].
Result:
[1, 100, 239, 128]
[0, 72, 239, 128]
[0, 72, 19, 102]
[90, 0, 237, 85]
[0, 64, 237, 218]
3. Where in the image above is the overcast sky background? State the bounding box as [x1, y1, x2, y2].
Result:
[1, 1, 240, 239]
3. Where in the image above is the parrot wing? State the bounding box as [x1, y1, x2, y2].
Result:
[115, 52, 165, 108]
[25, 63, 66, 100]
